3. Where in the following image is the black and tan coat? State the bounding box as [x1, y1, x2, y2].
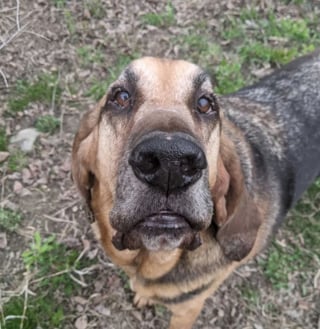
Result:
[72, 51, 320, 329]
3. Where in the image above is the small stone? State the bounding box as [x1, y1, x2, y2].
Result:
[10, 128, 40, 152]
[61, 158, 71, 172]
[0, 233, 7, 249]
[13, 181, 23, 194]
[0, 152, 10, 163]
[22, 168, 32, 183]
[254, 324, 264, 329]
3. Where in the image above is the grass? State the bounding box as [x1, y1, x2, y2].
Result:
[86, 54, 139, 100]
[7, 150, 28, 172]
[239, 42, 301, 66]
[1, 233, 94, 329]
[260, 179, 320, 290]
[84, 0, 105, 19]
[240, 284, 260, 307]
[53, 0, 66, 8]
[0, 208, 23, 232]
[141, 2, 175, 27]
[77, 45, 104, 67]
[221, 10, 319, 67]
[0, 127, 8, 151]
[64, 9, 77, 36]
[177, 33, 222, 63]
[21, 233, 82, 281]
[1, 296, 65, 329]
[200, 9, 320, 94]
[261, 243, 309, 289]
[8, 74, 61, 114]
[117, 269, 131, 292]
[214, 60, 246, 94]
[264, 15, 311, 42]
[35, 115, 60, 134]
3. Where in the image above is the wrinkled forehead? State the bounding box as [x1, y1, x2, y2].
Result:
[119, 57, 213, 103]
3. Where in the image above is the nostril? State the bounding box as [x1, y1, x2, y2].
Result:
[140, 153, 160, 174]
[129, 151, 160, 175]
[180, 151, 207, 175]
[180, 158, 196, 175]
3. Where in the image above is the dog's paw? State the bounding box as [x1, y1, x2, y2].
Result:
[133, 293, 153, 308]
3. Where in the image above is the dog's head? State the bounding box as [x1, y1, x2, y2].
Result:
[72, 57, 262, 262]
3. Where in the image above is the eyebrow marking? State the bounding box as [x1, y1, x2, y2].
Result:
[124, 67, 139, 86]
[193, 71, 211, 91]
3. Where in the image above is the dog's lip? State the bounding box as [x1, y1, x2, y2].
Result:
[111, 210, 202, 251]
[138, 210, 191, 230]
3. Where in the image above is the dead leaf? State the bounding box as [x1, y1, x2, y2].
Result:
[0, 200, 19, 211]
[72, 296, 88, 306]
[95, 305, 111, 317]
[75, 315, 88, 329]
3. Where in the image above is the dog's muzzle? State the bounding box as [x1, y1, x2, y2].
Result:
[111, 132, 210, 252]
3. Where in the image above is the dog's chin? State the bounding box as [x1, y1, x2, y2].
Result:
[112, 211, 202, 252]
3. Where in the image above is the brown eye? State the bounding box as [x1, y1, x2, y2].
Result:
[197, 96, 212, 114]
[114, 90, 130, 108]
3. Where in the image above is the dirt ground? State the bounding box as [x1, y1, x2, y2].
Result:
[0, 1, 320, 328]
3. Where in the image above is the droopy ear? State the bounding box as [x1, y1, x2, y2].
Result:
[71, 97, 105, 204]
[212, 137, 262, 262]
[211, 157, 230, 227]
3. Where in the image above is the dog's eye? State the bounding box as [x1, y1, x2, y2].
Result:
[114, 90, 130, 108]
[197, 96, 214, 114]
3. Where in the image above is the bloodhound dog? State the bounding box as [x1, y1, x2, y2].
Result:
[72, 51, 320, 328]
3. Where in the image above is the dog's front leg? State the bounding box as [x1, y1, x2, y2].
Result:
[168, 296, 206, 329]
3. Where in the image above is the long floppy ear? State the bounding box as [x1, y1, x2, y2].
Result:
[212, 135, 262, 262]
[71, 97, 105, 204]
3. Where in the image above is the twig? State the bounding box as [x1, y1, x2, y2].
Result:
[314, 269, 320, 289]
[0, 22, 30, 51]
[30, 269, 70, 284]
[52, 200, 79, 216]
[68, 273, 88, 287]
[0, 69, 9, 87]
[23, 30, 50, 42]
[51, 70, 60, 114]
[19, 276, 29, 329]
[16, 0, 21, 30]
[44, 214, 78, 225]
[73, 264, 101, 276]
[0, 172, 7, 201]
[59, 104, 65, 138]
[0, 7, 17, 14]
[0, 3, 34, 52]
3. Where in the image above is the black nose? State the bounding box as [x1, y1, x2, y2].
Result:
[129, 133, 207, 193]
